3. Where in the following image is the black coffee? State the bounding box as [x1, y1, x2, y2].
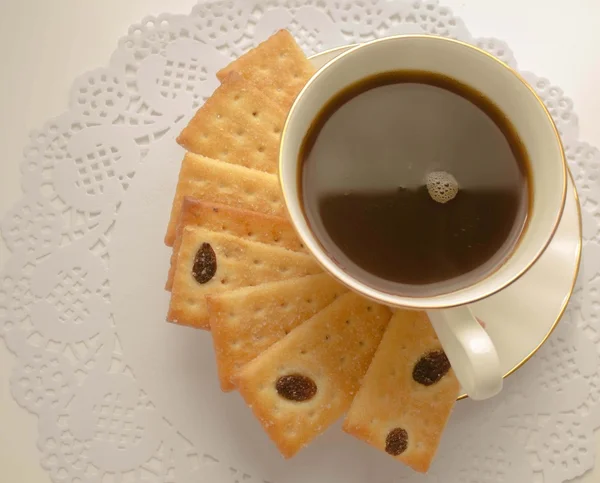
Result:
[299, 71, 530, 296]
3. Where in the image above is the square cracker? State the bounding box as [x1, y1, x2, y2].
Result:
[166, 198, 306, 291]
[208, 274, 348, 391]
[168, 226, 321, 329]
[235, 292, 392, 458]
[164, 153, 285, 246]
[177, 73, 286, 174]
[217, 30, 316, 111]
[343, 310, 460, 473]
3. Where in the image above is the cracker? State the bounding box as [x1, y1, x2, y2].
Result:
[164, 153, 285, 246]
[168, 226, 321, 329]
[177, 73, 286, 174]
[208, 274, 348, 391]
[217, 30, 316, 110]
[166, 198, 306, 290]
[235, 292, 392, 457]
[343, 310, 459, 473]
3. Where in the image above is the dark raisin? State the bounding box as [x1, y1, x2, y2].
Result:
[385, 427, 408, 456]
[275, 374, 317, 402]
[412, 350, 451, 386]
[192, 243, 217, 284]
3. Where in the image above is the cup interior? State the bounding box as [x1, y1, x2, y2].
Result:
[280, 35, 566, 309]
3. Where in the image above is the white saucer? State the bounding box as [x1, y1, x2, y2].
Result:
[310, 46, 583, 397]
[467, 175, 581, 390]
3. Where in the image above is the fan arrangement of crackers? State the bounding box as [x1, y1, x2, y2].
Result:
[164, 30, 460, 473]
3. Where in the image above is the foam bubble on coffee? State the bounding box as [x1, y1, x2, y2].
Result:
[426, 171, 459, 204]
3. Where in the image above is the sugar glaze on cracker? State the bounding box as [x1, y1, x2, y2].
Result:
[343, 310, 460, 473]
[165, 153, 285, 246]
[217, 30, 315, 110]
[208, 274, 347, 391]
[168, 226, 321, 329]
[235, 292, 391, 457]
[166, 199, 305, 290]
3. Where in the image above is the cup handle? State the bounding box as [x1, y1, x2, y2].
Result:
[427, 307, 503, 400]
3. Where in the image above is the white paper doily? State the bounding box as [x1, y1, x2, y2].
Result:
[1, 1, 599, 482]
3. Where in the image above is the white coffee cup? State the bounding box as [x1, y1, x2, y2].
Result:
[279, 35, 567, 400]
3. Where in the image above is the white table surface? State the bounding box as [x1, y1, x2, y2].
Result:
[0, 1, 598, 481]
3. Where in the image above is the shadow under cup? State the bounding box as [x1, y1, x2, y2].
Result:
[279, 35, 567, 311]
